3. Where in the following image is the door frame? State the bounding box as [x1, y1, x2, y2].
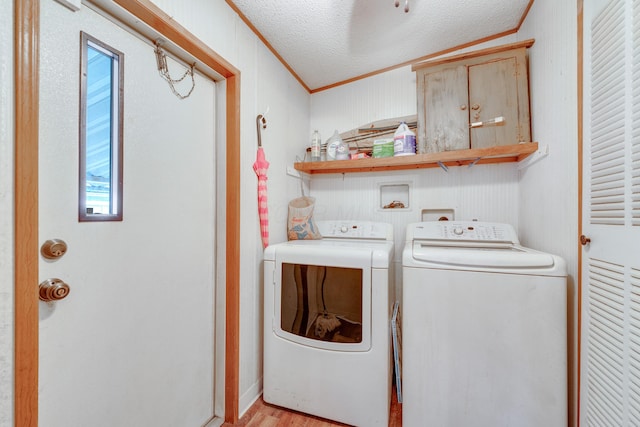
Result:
[14, 0, 242, 424]
[576, 0, 583, 423]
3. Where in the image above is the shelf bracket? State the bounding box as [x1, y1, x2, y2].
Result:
[518, 143, 548, 170]
[468, 157, 481, 168]
[286, 165, 302, 178]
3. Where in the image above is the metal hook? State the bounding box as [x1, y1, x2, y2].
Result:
[154, 40, 168, 73]
[256, 114, 267, 147]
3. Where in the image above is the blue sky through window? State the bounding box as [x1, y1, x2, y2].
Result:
[85, 44, 114, 214]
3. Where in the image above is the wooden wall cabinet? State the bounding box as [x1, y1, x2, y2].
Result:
[413, 39, 534, 153]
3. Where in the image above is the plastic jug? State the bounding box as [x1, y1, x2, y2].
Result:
[326, 130, 349, 161]
[393, 122, 416, 156]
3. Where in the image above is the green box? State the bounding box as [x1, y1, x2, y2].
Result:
[373, 139, 394, 158]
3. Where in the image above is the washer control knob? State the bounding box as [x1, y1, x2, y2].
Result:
[453, 226, 464, 236]
[340, 226, 348, 233]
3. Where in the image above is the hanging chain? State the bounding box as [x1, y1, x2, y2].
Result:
[154, 40, 196, 100]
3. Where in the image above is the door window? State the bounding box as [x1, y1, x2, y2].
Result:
[79, 32, 124, 221]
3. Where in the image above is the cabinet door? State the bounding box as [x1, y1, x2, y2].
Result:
[468, 56, 530, 148]
[421, 66, 469, 153]
[415, 44, 532, 153]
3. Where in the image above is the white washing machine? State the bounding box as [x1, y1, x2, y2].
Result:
[263, 221, 394, 426]
[402, 221, 567, 427]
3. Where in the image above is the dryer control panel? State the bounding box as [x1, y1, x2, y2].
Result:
[318, 221, 393, 241]
[407, 221, 519, 244]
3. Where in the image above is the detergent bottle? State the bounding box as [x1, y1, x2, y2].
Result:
[393, 122, 416, 156]
[326, 130, 349, 160]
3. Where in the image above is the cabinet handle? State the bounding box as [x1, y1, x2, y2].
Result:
[460, 105, 467, 110]
[471, 104, 480, 110]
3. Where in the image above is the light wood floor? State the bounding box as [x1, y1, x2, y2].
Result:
[223, 387, 402, 427]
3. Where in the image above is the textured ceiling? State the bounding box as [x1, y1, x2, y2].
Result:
[229, 0, 531, 91]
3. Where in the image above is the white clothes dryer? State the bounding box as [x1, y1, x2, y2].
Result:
[402, 221, 567, 427]
[263, 221, 394, 426]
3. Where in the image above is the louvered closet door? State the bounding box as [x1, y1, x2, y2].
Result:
[582, 0, 640, 425]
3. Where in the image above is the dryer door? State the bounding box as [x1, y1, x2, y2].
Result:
[273, 247, 373, 352]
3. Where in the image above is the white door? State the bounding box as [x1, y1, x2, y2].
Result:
[38, 2, 218, 426]
[581, 0, 640, 425]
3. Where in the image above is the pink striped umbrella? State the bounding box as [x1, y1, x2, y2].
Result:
[254, 114, 269, 248]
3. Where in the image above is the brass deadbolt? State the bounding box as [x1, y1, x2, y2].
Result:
[39, 278, 70, 302]
[41, 239, 67, 259]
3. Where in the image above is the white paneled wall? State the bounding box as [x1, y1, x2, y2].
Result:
[144, 1, 311, 415]
[517, 1, 578, 268]
[517, 2, 578, 426]
[310, 164, 519, 300]
[144, 0, 238, 66]
[146, 2, 312, 414]
[310, 167, 521, 236]
[311, 66, 417, 140]
[0, 0, 14, 425]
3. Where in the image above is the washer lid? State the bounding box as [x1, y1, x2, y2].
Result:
[404, 222, 565, 274]
[411, 244, 556, 268]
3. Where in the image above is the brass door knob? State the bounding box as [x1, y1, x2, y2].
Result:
[39, 278, 70, 302]
[41, 239, 68, 259]
[580, 235, 591, 246]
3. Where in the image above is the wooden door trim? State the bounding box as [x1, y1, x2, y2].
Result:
[13, 0, 242, 424]
[577, 0, 583, 424]
[14, 0, 40, 424]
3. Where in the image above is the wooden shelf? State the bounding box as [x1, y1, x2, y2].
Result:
[294, 142, 539, 175]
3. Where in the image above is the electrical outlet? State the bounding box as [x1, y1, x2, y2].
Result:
[421, 208, 455, 222]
